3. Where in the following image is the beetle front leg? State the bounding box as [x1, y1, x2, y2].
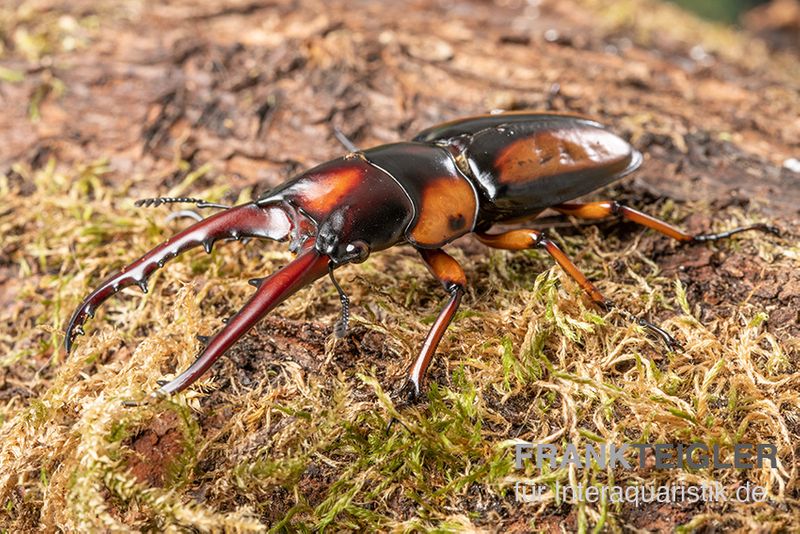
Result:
[553, 201, 779, 243]
[476, 229, 681, 350]
[404, 248, 466, 401]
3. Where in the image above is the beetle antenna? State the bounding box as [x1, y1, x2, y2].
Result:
[134, 197, 231, 210]
[328, 262, 350, 338]
[332, 127, 360, 153]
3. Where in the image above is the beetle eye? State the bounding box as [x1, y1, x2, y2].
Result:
[345, 240, 370, 263]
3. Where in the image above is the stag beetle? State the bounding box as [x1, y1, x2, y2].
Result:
[65, 112, 778, 400]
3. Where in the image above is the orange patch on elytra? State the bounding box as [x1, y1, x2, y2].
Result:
[408, 175, 476, 247]
[495, 128, 633, 184]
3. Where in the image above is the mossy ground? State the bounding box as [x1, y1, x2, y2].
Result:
[1, 0, 799, 532]
[2, 157, 797, 531]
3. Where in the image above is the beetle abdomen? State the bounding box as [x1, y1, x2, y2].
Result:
[416, 113, 641, 222]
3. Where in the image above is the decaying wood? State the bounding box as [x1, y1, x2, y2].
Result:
[2, 0, 799, 213]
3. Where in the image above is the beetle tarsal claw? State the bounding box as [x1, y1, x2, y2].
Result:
[693, 222, 782, 242]
[122, 391, 163, 407]
[385, 414, 413, 435]
[383, 381, 423, 435]
[396, 378, 421, 405]
[637, 318, 671, 344]
[617, 310, 682, 351]
[764, 225, 781, 236]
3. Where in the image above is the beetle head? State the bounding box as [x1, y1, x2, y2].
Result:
[259, 156, 415, 266]
[315, 207, 372, 264]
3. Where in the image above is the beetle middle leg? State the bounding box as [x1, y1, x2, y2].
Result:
[553, 201, 779, 242]
[403, 248, 466, 401]
[476, 229, 681, 350]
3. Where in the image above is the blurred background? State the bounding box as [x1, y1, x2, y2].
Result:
[675, 0, 799, 51]
[673, 0, 768, 22]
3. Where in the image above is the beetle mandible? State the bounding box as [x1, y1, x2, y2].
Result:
[64, 112, 778, 400]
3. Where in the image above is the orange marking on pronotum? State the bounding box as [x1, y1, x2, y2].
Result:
[408, 175, 477, 247]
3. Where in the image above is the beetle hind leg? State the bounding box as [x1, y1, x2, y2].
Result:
[554, 201, 779, 243]
[476, 229, 682, 351]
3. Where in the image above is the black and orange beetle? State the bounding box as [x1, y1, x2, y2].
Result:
[65, 112, 777, 399]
